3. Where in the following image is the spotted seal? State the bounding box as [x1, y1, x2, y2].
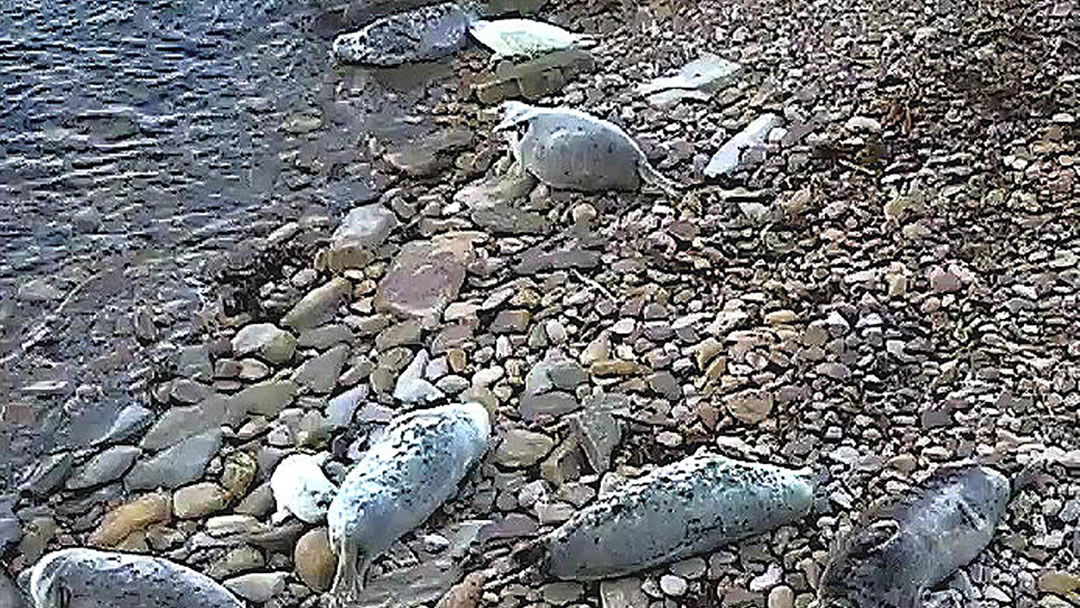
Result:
[269, 452, 338, 525]
[515, 452, 816, 580]
[493, 101, 681, 196]
[333, 2, 480, 66]
[816, 463, 1013, 608]
[327, 402, 491, 604]
[28, 548, 244, 608]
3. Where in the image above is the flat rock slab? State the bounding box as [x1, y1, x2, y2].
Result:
[638, 53, 743, 108]
[704, 113, 783, 178]
[231, 324, 297, 365]
[126, 430, 223, 491]
[66, 446, 141, 490]
[294, 345, 350, 394]
[376, 233, 479, 320]
[473, 49, 596, 104]
[141, 396, 231, 452]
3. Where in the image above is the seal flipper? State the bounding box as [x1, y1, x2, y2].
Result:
[637, 159, 681, 198]
[331, 533, 367, 604]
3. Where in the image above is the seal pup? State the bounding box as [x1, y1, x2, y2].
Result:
[328, 402, 491, 604]
[493, 101, 682, 197]
[28, 548, 244, 608]
[513, 452, 816, 580]
[816, 463, 1013, 608]
[333, 2, 480, 66]
[468, 19, 594, 61]
[269, 452, 338, 525]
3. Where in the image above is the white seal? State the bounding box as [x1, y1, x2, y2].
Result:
[269, 452, 338, 525]
[328, 402, 491, 604]
[29, 548, 244, 608]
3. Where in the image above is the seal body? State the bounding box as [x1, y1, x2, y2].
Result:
[468, 19, 587, 59]
[818, 464, 1011, 608]
[494, 102, 680, 196]
[327, 402, 491, 603]
[333, 2, 476, 66]
[270, 452, 338, 524]
[540, 453, 815, 580]
[29, 548, 244, 608]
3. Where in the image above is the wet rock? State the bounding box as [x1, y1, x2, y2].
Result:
[66, 446, 141, 490]
[705, 113, 783, 177]
[394, 349, 445, 404]
[725, 390, 774, 424]
[20, 451, 74, 496]
[385, 128, 473, 177]
[326, 204, 399, 271]
[495, 429, 555, 468]
[17, 278, 62, 301]
[376, 233, 477, 320]
[282, 278, 352, 332]
[126, 430, 223, 491]
[224, 572, 287, 603]
[600, 577, 648, 608]
[294, 527, 335, 592]
[89, 492, 171, 547]
[294, 344, 349, 393]
[325, 385, 367, 429]
[177, 345, 213, 381]
[435, 571, 485, 608]
[231, 323, 297, 365]
[208, 545, 266, 579]
[173, 482, 230, 519]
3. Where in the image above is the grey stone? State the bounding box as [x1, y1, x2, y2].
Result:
[90, 404, 154, 447]
[0, 569, 26, 608]
[394, 349, 444, 404]
[230, 381, 299, 417]
[141, 396, 230, 452]
[326, 384, 369, 428]
[648, 371, 681, 400]
[208, 545, 266, 580]
[294, 345, 349, 394]
[20, 451, 73, 497]
[704, 113, 783, 177]
[521, 392, 580, 420]
[471, 204, 549, 235]
[375, 320, 423, 351]
[491, 309, 531, 333]
[600, 577, 648, 608]
[223, 572, 287, 602]
[0, 494, 20, 553]
[234, 483, 276, 518]
[568, 393, 628, 474]
[231, 323, 297, 365]
[494, 429, 554, 468]
[297, 325, 354, 350]
[375, 233, 476, 320]
[66, 446, 141, 490]
[126, 430, 223, 491]
[638, 54, 743, 108]
[177, 345, 213, 381]
[283, 278, 352, 331]
[326, 204, 399, 271]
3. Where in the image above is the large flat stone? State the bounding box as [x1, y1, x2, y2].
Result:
[66, 446, 141, 490]
[232, 324, 297, 365]
[375, 233, 478, 320]
[283, 278, 352, 331]
[141, 395, 230, 452]
[326, 204, 399, 271]
[294, 345, 349, 394]
[230, 381, 299, 417]
[126, 430, 223, 491]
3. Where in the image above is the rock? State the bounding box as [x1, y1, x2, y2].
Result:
[89, 492, 171, 547]
[494, 430, 555, 468]
[17, 515, 56, 564]
[231, 381, 299, 418]
[0, 495, 20, 552]
[1038, 570, 1080, 596]
[17, 278, 62, 301]
[659, 574, 688, 597]
[126, 430, 223, 491]
[472, 49, 595, 104]
[638, 54, 743, 108]
[140, 397, 230, 452]
[223, 572, 288, 603]
[376, 233, 477, 320]
[435, 571, 486, 608]
[768, 585, 794, 608]
[569, 393, 627, 473]
[221, 451, 258, 498]
[235, 483, 275, 518]
[91, 404, 154, 447]
[294, 344, 349, 393]
[394, 349, 445, 404]
[173, 482, 230, 519]
[208, 545, 266, 579]
[844, 115, 882, 133]
[294, 527, 336, 592]
[66, 446, 141, 490]
[0, 569, 25, 608]
[375, 320, 423, 351]
[601, 577, 648, 608]
[297, 325, 354, 349]
[231, 323, 297, 365]
[750, 563, 783, 591]
[725, 390, 774, 424]
[20, 451, 73, 497]
[327, 384, 369, 428]
[282, 278, 352, 331]
[326, 204, 399, 271]
[521, 392, 579, 419]
[543, 581, 584, 604]
[491, 309, 531, 333]
[930, 267, 962, 293]
[590, 360, 646, 377]
[704, 113, 783, 177]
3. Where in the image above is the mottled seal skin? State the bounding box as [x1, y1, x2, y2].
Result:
[270, 452, 338, 524]
[332, 2, 479, 66]
[817, 464, 1011, 608]
[494, 101, 681, 196]
[526, 453, 815, 580]
[327, 402, 491, 604]
[29, 548, 244, 608]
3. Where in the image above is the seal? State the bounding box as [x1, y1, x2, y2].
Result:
[493, 101, 682, 197]
[468, 19, 594, 61]
[515, 452, 816, 580]
[816, 463, 1012, 608]
[28, 547, 244, 608]
[269, 452, 338, 525]
[332, 2, 480, 66]
[327, 402, 491, 604]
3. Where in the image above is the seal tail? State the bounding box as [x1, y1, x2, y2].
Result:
[638, 160, 682, 198]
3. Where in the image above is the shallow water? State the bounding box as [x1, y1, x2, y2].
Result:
[0, 0, 462, 490]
